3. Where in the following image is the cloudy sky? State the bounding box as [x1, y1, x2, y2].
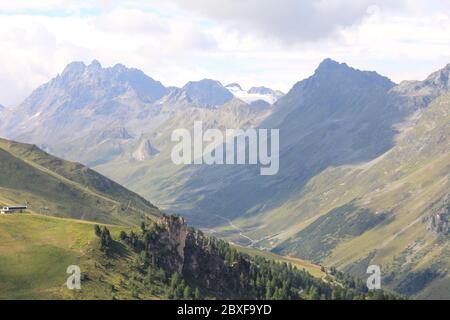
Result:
[1, 0, 450, 106]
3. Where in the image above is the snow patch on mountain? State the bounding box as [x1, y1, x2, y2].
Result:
[225, 84, 284, 104]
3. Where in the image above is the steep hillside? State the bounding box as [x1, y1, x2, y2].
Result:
[0, 214, 399, 300]
[0, 138, 159, 225]
[198, 62, 448, 298]
[274, 92, 449, 299]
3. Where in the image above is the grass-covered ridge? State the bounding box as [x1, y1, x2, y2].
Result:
[0, 138, 159, 225]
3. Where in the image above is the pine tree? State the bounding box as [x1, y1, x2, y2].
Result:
[194, 288, 201, 300]
[183, 286, 192, 300]
[265, 282, 273, 300]
[94, 225, 101, 237]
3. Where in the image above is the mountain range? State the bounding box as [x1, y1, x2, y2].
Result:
[0, 58, 448, 299]
[0, 60, 281, 167]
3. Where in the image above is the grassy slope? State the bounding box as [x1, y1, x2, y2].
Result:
[0, 138, 159, 226]
[0, 214, 136, 299]
[233, 244, 325, 279]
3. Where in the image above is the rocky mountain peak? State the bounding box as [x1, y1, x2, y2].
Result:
[394, 62, 450, 99]
[97, 127, 133, 142]
[225, 83, 243, 90]
[314, 58, 393, 85]
[61, 61, 86, 77]
[181, 79, 234, 108]
[315, 58, 344, 72]
[423, 63, 450, 91]
[184, 78, 224, 89]
[88, 59, 102, 71]
[287, 58, 395, 96]
[248, 86, 274, 95]
[49, 60, 169, 104]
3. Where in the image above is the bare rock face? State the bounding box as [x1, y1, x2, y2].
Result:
[97, 127, 133, 142]
[156, 215, 188, 273]
[427, 214, 449, 234]
[132, 139, 159, 161]
[182, 229, 250, 296]
[155, 215, 250, 295]
[426, 195, 450, 235]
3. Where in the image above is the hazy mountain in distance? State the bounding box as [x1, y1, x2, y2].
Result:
[394, 62, 450, 98]
[96, 97, 273, 204]
[0, 60, 169, 146]
[0, 103, 6, 117]
[164, 79, 234, 109]
[96, 126, 133, 142]
[225, 83, 243, 90]
[226, 83, 284, 104]
[0, 104, 11, 123]
[51, 126, 135, 167]
[249, 86, 284, 99]
[0, 60, 274, 170]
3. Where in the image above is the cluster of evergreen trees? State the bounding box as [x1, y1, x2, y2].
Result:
[94, 224, 113, 253]
[95, 222, 401, 300]
[167, 272, 201, 300]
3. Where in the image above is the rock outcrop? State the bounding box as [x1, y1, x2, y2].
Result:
[132, 139, 159, 161]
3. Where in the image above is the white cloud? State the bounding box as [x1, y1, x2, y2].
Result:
[166, 0, 407, 43]
[0, 5, 218, 105]
[1, 1, 450, 106]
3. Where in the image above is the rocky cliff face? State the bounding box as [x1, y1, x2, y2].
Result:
[154, 215, 250, 295]
[131, 139, 159, 161]
[183, 228, 250, 295]
[426, 194, 450, 235]
[158, 215, 188, 273]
